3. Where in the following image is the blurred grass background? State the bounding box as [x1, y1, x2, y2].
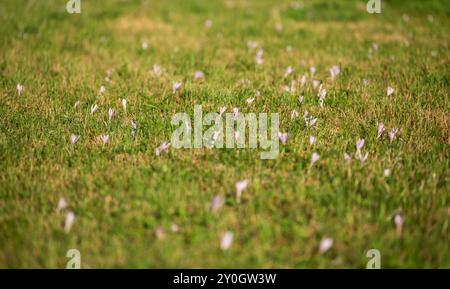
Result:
[0, 0, 449, 268]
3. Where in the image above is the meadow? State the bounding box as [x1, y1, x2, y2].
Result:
[0, 0, 449, 268]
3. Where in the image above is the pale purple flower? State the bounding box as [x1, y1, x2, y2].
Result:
[388, 128, 399, 142]
[284, 66, 294, 78]
[246, 97, 255, 104]
[232, 107, 239, 118]
[311, 152, 320, 164]
[309, 135, 316, 145]
[329, 65, 340, 81]
[108, 108, 114, 121]
[220, 231, 233, 250]
[377, 123, 385, 138]
[394, 213, 404, 235]
[100, 134, 109, 144]
[194, 70, 204, 80]
[344, 152, 351, 162]
[300, 74, 307, 87]
[319, 237, 333, 253]
[57, 197, 68, 213]
[122, 98, 127, 112]
[172, 80, 182, 94]
[278, 132, 288, 144]
[356, 139, 365, 152]
[64, 211, 75, 233]
[309, 66, 316, 75]
[151, 64, 162, 76]
[235, 180, 249, 203]
[99, 85, 106, 95]
[304, 111, 318, 127]
[387, 86, 395, 96]
[16, 83, 24, 95]
[355, 139, 368, 162]
[210, 195, 222, 213]
[155, 141, 170, 156]
[298, 95, 304, 104]
[212, 130, 220, 144]
[218, 106, 226, 116]
[90, 104, 98, 114]
[69, 134, 79, 145]
[73, 100, 80, 109]
[255, 48, 264, 65]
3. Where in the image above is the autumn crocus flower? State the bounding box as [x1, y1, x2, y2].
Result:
[255, 48, 264, 65]
[356, 139, 365, 152]
[311, 152, 320, 164]
[155, 142, 170, 156]
[172, 80, 182, 94]
[388, 128, 399, 142]
[377, 123, 385, 138]
[318, 85, 326, 107]
[99, 86, 106, 95]
[194, 70, 204, 80]
[16, 83, 24, 95]
[56, 198, 68, 213]
[246, 97, 255, 104]
[220, 231, 233, 250]
[235, 180, 249, 203]
[284, 66, 294, 78]
[108, 108, 114, 121]
[218, 106, 226, 116]
[319, 237, 333, 253]
[278, 132, 288, 144]
[69, 134, 79, 145]
[64, 211, 75, 233]
[210, 195, 222, 213]
[387, 86, 394, 96]
[344, 152, 351, 162]
[121, 99, 127, 112]
[100, 134, 109, 144]
[151, 64, 162, 76]
[90, 104, 98, 114]
[394, 213, 404, 236]
[329, 65, 340, 81]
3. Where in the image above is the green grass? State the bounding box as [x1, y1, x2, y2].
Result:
[0, 0, 449, 268]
